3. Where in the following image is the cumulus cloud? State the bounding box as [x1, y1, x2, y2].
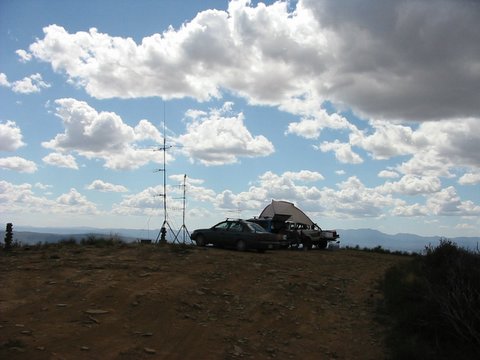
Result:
[0, 181, 99, 216]
[86, 179, 128, 193]
[379, 175, 442, 196]
[284, 105, 354, 139]
[378, 170, 400, 179]
[394, 118, 480, 176]
[28, 0, 480, 122]
[42, 152, 78, 169]
[16, 49, 32, 62]
[177, 103, 274, 165]
[7, 73, 50, 94]
[112, 185, 164, 216]
[55, 188, 98, 214]
[0, 72, 50, 93]
[426, 186, 480, 216]
[0, 121, 25, 151]
[459, 172, 480, 185]
[350, 121, 422, 160]
[316, 140, 363, 164]
[0, 73, 9, 87]
[0, 156, 37, 173]
[42, 98, 167, 170]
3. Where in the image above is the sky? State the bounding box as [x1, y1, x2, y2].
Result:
[1, 0, 479, 238]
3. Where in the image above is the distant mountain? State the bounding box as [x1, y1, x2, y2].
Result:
[338, 228, 480, 253]
[1, 226, 479, 253]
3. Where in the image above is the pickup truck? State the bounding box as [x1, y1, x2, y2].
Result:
[248, 200, 340, 250]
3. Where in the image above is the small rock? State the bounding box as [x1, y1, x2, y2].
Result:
[233, 345, 243, 356]
[144, 347, 156, 354]
[56, 303, 68, 307]
[36, 346, 45, 351]
[84, 309, 109, 315]
[20, 330, 32, 335]
[80, 346, 90, 351]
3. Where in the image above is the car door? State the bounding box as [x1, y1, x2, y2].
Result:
[209, 221, 230, 246]
[226, 221, 244, 247]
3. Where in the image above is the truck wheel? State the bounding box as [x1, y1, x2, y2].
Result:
[317, 240, 328, 249]
[236, 240, 247, 251]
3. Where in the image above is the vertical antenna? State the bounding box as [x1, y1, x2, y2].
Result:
[155, 101, 178, 244]
[162, 103, 167, 225]
[175, 174, 191, 243]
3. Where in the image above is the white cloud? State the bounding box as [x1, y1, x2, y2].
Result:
[28, 1, 480, 122]
[42, 152, 79, 169]
[11, 73, 50, 94]
[0, 156, 37, 173]
[112, 185, 164, 216]
[0, 73, 10, 87]
[395, 118, 480, 177]
[134, 119, 163, 142]
[317, 140, 363, 164]
[379, 175, 442, 196]
[426, 186, 480, 216]
[42, 98, 168, 170]
[378, 170, 400, 179]
[0, 121, 25, 151]
[391, 203, 429, 217]
[86, 180, 128, 193]
[0, 181, 99, 217]
[55, 188, 98, 214]
[459, 172, 480, 185]
[34, 182, 52, 190]
[177, 103, 274, 165]
[16, 49, 32, 62]
[350, 121, 421, 160]
[285, 106, 354, 139]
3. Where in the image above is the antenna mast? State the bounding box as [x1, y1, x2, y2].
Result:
[155, 104, 177, 244]
[175, 174, 191, 243]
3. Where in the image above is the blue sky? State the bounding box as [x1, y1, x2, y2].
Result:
[1, 0, 479, 237]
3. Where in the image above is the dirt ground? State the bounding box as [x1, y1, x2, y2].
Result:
[0, 244, 408, 359]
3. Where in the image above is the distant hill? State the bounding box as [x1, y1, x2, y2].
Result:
[338, 228, 480, 253]
[1, 226, 478, 253]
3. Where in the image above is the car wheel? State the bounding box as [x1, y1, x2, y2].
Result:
[317, 240, 328, 249]
[236, 240, 247, 251]
[195, 235, 206, 247]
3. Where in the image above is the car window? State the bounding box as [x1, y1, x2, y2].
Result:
[213, 221, 229, 230]
[228, 222, 243, 232]
[247, 222, 268, 233]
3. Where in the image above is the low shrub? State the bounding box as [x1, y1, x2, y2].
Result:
[380, 240, 480, 359]
[80, 234, 124, 247]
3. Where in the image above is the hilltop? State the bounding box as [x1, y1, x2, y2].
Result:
[0, 243, 408, 359]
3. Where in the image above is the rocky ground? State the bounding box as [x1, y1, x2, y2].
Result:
[0, 243, 408, 359]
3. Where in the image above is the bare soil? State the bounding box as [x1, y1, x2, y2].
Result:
[0, 244, 408, 359]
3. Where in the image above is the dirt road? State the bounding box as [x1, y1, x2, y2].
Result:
[0, 244, 407, 359]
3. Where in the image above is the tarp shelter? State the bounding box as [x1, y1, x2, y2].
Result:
[259, 200, 314, 226]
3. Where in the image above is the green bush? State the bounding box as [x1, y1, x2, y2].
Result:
[381, 240, 480, 359]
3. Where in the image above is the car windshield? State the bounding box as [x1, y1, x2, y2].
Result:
[246, 222, 268, 233]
